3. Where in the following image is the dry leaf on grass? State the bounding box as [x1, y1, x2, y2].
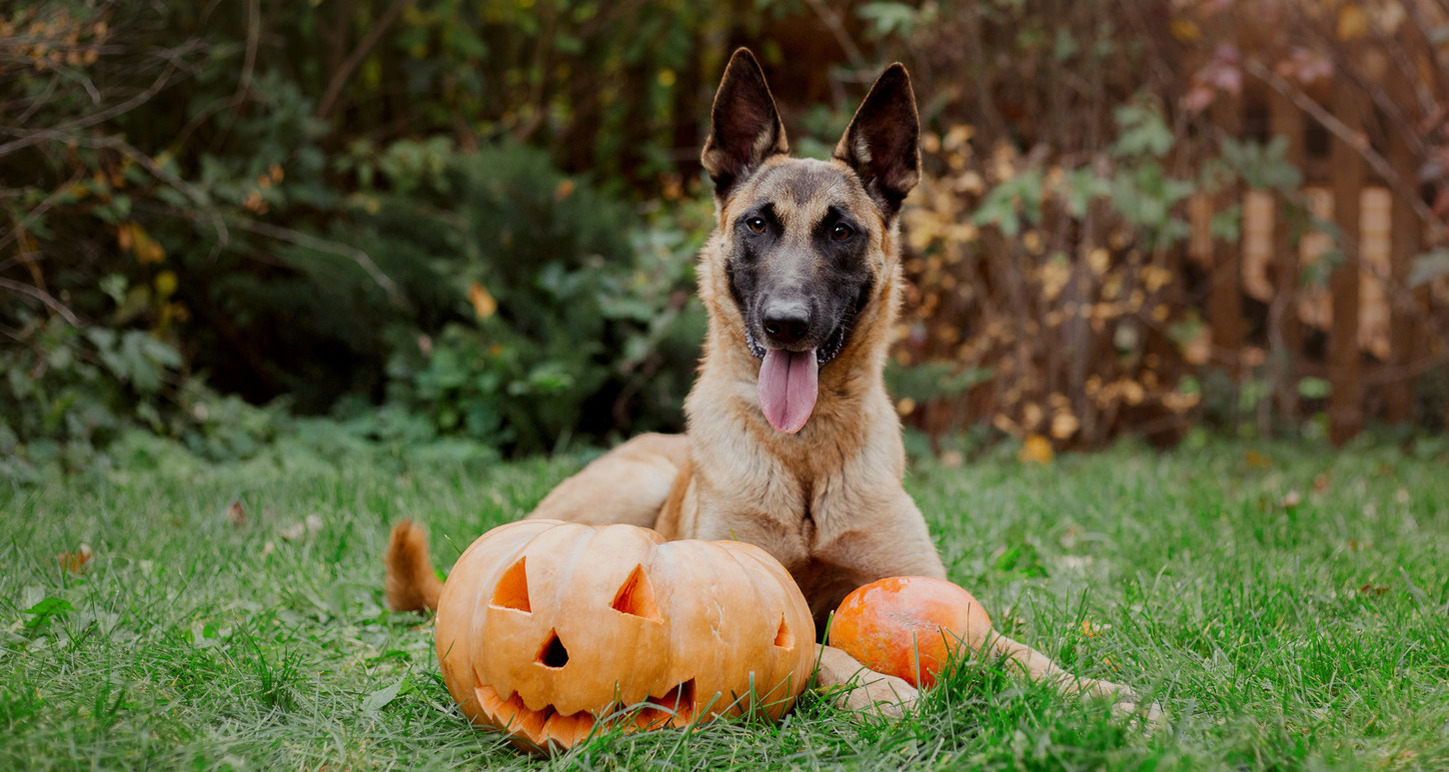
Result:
[224, 500, 246, 527]
[58, 544, 93, 574]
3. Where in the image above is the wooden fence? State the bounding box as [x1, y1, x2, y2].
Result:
[1196, 78, 1435, 443]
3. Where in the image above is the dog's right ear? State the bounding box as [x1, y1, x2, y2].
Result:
[701, 48, 789, 201]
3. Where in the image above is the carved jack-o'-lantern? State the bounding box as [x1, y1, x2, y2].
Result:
[435, 519, 816, 751]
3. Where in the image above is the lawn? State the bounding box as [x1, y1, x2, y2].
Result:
[2, 437, 1447, 770]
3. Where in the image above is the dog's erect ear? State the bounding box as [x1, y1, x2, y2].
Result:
[833, 63, 921, 217]
[701, 49, 789, 200]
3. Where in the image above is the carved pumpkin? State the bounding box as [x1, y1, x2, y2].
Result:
[435, 519, 816, 751]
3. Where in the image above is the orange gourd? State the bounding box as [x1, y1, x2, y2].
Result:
[828, 576, 992, 688]
[434, 519, 815, 752]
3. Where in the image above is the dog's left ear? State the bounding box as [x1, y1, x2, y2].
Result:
[834, 63, 921, 218]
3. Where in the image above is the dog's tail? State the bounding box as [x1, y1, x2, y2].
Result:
[385, 520, 444, 612]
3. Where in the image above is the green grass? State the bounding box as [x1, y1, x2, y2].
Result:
[2, 437, 1447, 770]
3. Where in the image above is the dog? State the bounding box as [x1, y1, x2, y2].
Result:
[386, 48, 1160, 722]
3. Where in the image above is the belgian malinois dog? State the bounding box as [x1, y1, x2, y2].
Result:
[387, 49, 1160, 721]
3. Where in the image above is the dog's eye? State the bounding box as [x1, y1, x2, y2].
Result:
[746, 217, 767, 234]
[831, 223, 854, 241]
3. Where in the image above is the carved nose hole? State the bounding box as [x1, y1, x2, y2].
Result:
[611, 564, 661, 621]
[537, 629, 569, 668]
[764, 322, 780, 336]
[489, 557, 531, 613]
[773, 615, 794, 650]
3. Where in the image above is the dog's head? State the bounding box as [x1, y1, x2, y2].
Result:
[701, 49, 920, 434]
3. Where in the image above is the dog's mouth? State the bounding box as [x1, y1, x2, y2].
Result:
[474, 678, 697, 748]
[747, 322, 849, 435]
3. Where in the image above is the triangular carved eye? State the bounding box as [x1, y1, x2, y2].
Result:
[536, 629, 569, 668]
[610, 564, 661, 621]
[490, 557, 531, 613]
[773, 616, 794, 650]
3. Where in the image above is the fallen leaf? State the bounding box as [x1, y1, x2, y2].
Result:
[280, 523, 306, 542]
[1019, 434, 1054, 465]
[1245, 450, 1272, 469]
[305, 514, 323, 533]
[1313, 473, 1331, 493]
[224, 500, 246, 527]
[362, 680, 404, 712]
[58, 544, 93, 574]
[1280, 490, 1302, 509]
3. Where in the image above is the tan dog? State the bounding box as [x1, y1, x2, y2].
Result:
[387, 49, 1160, 721]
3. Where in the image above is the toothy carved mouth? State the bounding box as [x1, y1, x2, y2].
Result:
[474, 683, 599, 748]
[472, 679, 698, 748]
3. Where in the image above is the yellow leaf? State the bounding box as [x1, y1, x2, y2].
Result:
[1337, 5, 1368, 41]
[130, 224, 165, 264]
[154, 270, 178, 298]
[468, 281, 497, 320]
[1170, 19, 1200, 42]
[1019, 434, 1054, 465]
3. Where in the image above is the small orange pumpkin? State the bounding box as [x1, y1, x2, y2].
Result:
[435, 519, 815, 752]
[828, 576, 991, 688]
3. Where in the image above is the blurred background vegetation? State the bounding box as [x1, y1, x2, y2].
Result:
[3, 0, 1448, 480]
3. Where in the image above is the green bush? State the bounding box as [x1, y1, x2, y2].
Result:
[367, 145, 708, 454]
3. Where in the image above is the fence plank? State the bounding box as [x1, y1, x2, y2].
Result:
[1209, 94, 1243, 376]
[1268, 89, 1303, 422]
[1328, 86, 1364, 445]
[1385, 84, 1422, 424]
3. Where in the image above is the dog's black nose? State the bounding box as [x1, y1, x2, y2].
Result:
[762, 302, 811, 348]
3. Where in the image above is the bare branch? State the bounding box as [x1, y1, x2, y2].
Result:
[316, 0, 417, 120]
[0, 40, 204, 159]
[1244, 58, 1446, 244]
[0, 278, 81, 326]
[223, 216, 409, 309]
[803, 0, 868, 71]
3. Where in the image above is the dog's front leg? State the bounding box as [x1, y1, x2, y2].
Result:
[813, 644, 919, 718]
[988, 634, 1165, 723]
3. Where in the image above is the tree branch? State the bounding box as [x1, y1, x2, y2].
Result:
[0, 278, 81, 326]
[315, 0, 416, 120]
[222, 215, 408, 309]
[1244, 58, 1445, 244]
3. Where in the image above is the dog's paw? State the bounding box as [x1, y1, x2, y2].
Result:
[829, 670, 919, 718]
[1087, 679, 1167, 727]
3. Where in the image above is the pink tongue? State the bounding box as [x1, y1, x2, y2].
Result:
[758, 348, 819, 434]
